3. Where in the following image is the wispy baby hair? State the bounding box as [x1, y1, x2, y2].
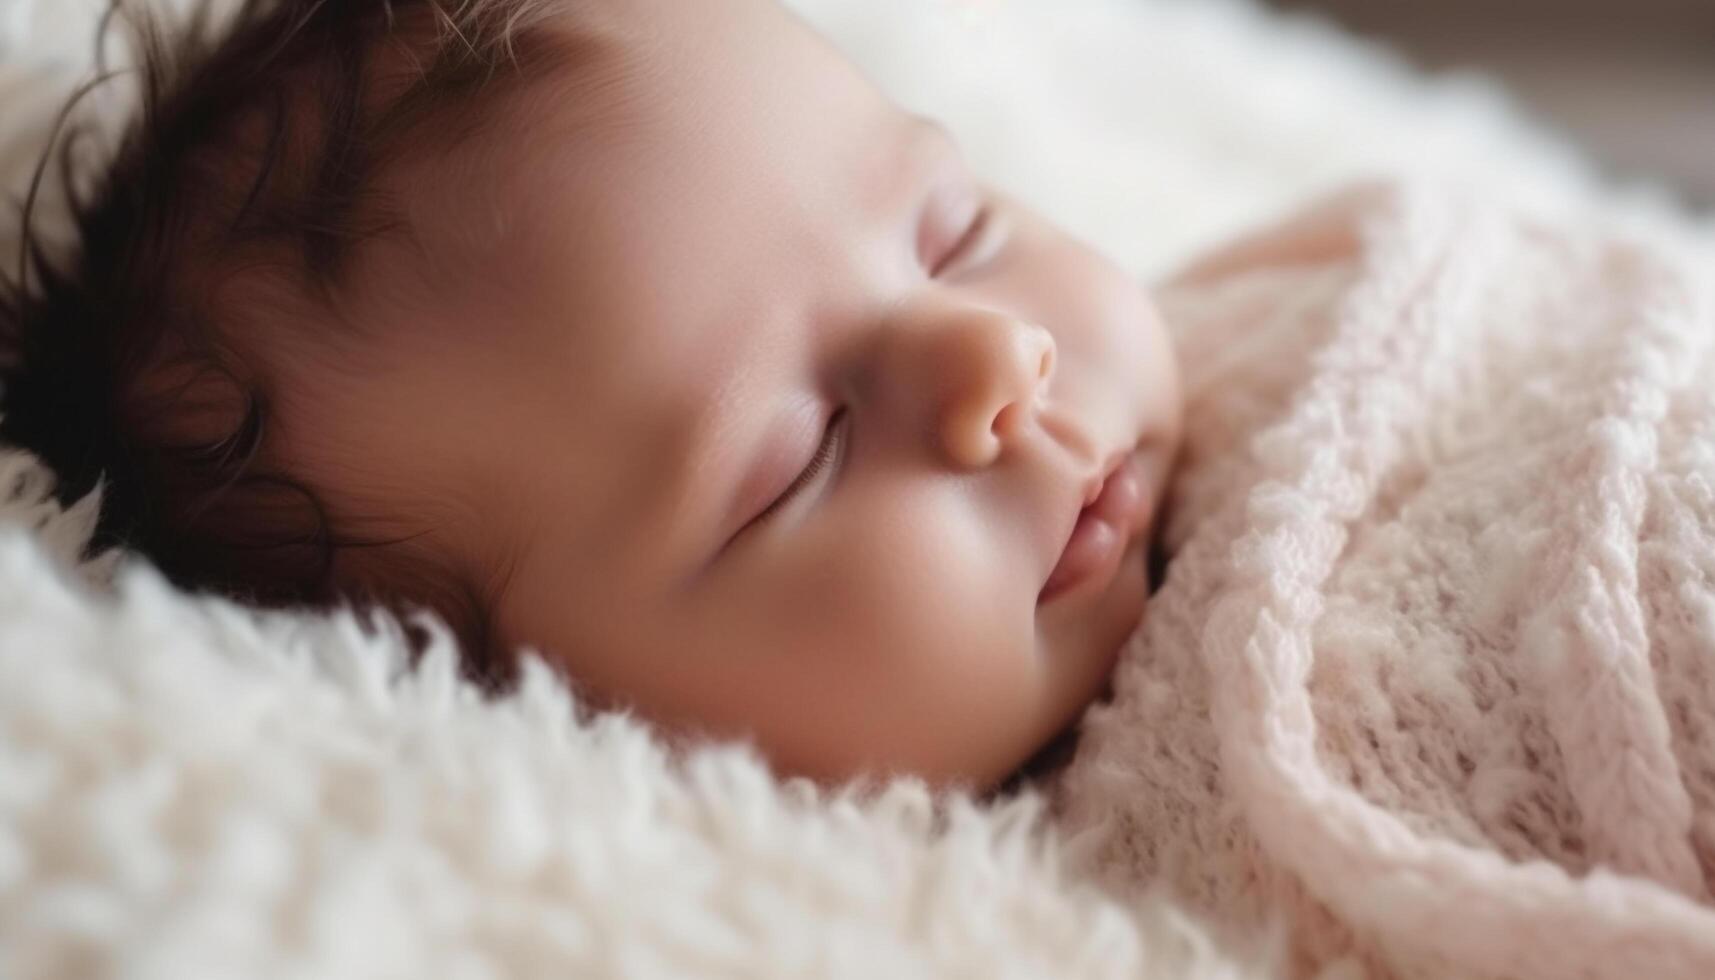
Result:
[0, 0, 614, 691]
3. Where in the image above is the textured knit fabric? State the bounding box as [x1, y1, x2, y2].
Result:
[1051, 181, 1715, 980]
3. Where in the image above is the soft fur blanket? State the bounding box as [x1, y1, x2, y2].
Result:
[1051, 181, 1715, 979]
[4, 1, 1712, 978]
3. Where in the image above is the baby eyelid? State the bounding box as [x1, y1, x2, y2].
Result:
[751, 407, 847, 526]
[930, 198, 990, 278]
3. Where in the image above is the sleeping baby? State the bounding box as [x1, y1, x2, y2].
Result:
[8, 2, 1715, 974]
[0, 0, 1183, 792]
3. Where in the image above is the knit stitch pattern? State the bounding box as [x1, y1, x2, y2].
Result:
[1052, 181, 1715, 980]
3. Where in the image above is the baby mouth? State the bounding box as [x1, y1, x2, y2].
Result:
[1038, 449, 1150, 605]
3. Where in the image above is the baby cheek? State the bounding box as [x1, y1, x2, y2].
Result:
[771, 501, 1032, 678]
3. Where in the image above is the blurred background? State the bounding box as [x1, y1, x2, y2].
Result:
[1265, 0, 1715, 208]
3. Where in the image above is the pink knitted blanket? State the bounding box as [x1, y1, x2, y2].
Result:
[1051, 182, 1715, 979]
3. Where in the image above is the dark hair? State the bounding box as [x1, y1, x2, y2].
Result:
[0, 0, 613, 692]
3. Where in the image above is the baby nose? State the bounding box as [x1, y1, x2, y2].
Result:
[930, 310, 1056, 470]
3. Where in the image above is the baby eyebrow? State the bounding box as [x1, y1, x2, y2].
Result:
[889, 113, 962, 211]
[914, 114, 962, 160]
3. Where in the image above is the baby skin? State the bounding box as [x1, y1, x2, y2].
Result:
[293, 0, 1184, 790]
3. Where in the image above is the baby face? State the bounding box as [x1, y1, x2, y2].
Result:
[309, 0, 1182, 789]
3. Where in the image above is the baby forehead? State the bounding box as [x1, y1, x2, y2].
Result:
[428, 91, 946, 312]
[366, 2, 956, 382]
[424, 1, 919, 212]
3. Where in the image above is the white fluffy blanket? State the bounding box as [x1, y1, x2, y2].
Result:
[1052, 181, 1715, 979]
[4, 1, 1709, 977]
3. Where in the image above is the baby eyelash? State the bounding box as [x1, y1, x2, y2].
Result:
[756, 407, 847, 523]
